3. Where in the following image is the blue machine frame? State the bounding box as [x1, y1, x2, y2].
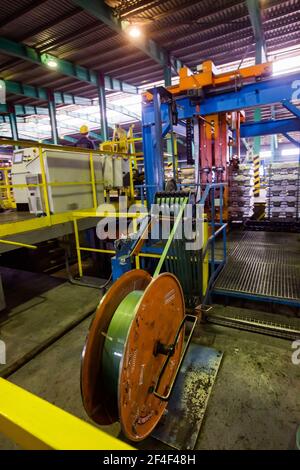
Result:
[140, 70, 300, 306]
[142, 70, 300, 205]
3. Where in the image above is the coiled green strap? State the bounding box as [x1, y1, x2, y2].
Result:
[102, 290, 143, 400]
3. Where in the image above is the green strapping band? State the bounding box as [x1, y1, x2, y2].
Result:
[102, 290, 143, 399]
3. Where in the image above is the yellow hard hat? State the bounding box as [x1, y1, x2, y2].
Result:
[80, 124, 89, 134]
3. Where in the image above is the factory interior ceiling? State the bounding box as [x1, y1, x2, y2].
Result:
[0, 0, 299, 99]
[1, 0, 300, 454]
[0, 0, 300, 141]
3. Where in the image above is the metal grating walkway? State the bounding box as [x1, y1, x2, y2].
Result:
[213, 232, 300, 306]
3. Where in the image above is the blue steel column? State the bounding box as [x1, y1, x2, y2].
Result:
[142, 89, 164, 206]
[47, 90, 59, 145]
[98, 74, 109, 142]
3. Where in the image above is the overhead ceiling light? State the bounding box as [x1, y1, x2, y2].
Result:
[41, 53, 58, 69]
[47, 59, 58, 68]
[127, 24, 142, 39]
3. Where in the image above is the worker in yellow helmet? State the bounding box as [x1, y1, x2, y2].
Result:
[75, 125, 96, 149]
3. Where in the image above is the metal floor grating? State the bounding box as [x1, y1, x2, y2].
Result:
[213, 231, 300, 305]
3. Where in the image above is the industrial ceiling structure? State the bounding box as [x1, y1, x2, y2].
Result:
[1, 1, 300, 454]
[0, 0, 299, 141]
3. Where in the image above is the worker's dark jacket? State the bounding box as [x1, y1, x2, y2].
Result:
[75, 136, 96, 150]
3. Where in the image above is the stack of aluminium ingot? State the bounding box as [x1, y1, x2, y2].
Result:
[229, 163, 254, 221]
[178, 167, 195, 190]
[266, 162, 299, 219]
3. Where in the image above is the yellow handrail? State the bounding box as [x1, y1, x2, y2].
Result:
[0, 137, 142, 158]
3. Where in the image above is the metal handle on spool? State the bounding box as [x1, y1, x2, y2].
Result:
[152, 313, 198, 401]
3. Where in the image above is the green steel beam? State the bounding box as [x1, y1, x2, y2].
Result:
[4, 78, 92, 105]
[3, 93, 139, 121]
[14, 105, 49, 116]
[5, 79, 48, 101]
[6, 79, 90, 105]
[16, 97, 139, 121]
[70, 0, 187, 74]
[1, 102, 131, 138]
[0, 36, 138, 94]
[53, 91, 91, 106]
[246, 0, 267, 63]
[0, 111, 97, 143]
[1, 104, 49, 115]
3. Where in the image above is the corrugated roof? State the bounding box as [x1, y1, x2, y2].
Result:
[0, 0, 299, 107]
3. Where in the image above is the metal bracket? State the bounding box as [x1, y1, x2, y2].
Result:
[153, 341, 175, 357]
[153, 313, 198, 401]
[199, 304, 213, 314]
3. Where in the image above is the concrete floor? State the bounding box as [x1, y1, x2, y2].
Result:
[0, 260, 300, 449]
[0, 267, 101, 378]
[194, 324, 300, 449]
[0, 268, 300, 450]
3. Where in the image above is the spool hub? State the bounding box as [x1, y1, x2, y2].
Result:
[81, 269, 185, 441]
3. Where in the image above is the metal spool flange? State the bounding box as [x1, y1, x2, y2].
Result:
[81, 269, 185, 441]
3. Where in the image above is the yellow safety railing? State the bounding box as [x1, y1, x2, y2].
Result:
[72, 210, 156, 277]
[0, 167, 16, 209]
[0, 138, 148, 269]
[0, 378, 133, 450]
[0, 239, 37, 249]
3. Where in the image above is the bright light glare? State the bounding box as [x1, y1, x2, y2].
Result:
[281, 148, 299, 156]
[272, 55, 300, 76]
[127, 25, 142, 38]
[259, 148, 299, 158]
[260, 150, 272, 158]
[47, 59, 58, 68]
